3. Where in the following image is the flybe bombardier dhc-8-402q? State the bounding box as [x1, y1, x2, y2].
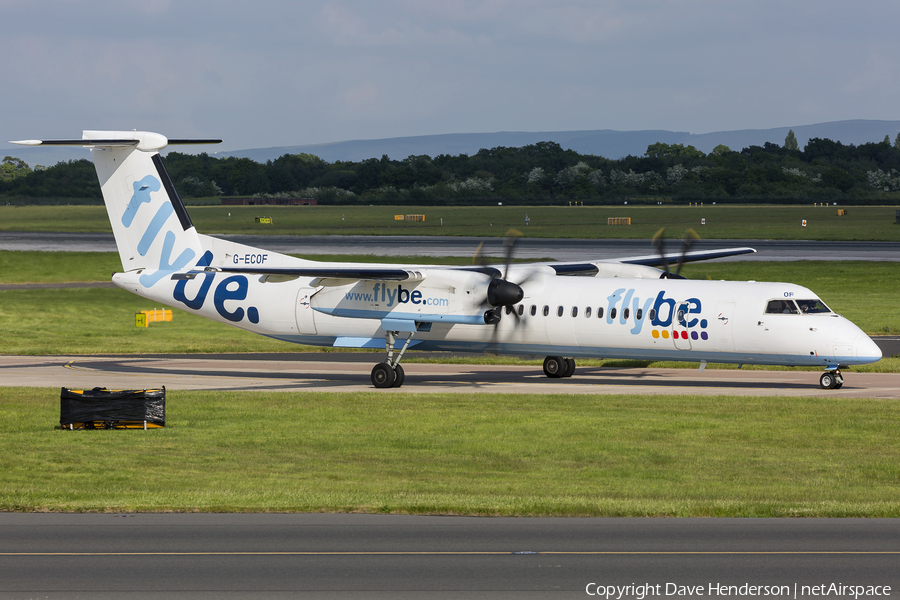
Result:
[13, 131, 882, 389]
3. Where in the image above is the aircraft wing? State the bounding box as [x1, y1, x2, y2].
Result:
[214, 247, 756, 280]
[214, 266, 427, 281]
[546, 246, 757, 276]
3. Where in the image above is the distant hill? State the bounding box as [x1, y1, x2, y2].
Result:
[215, 120, 900, 162]
[5, 120, 900, 166]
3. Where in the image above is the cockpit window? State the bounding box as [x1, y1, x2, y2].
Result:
[765, 299, 799, 314]
[796, 299, 831, 314]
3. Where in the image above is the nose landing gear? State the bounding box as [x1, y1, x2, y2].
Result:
[819, 369, 843, 390]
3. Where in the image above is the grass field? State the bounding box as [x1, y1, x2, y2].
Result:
[2, 388, 898, 516]
[2, 204, 899, 240]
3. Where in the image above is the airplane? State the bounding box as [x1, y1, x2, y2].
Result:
[12, 131, 882, 390]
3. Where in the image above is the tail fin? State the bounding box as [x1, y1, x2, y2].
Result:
[13, 131, 221, 288]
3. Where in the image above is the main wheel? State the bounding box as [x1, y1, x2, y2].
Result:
[391, 364, 405, 388]
[543, 356, 565, 378]
[819, 372, 837, 390]
[563, 357, 576, 378]
[371, 362, 395, 388]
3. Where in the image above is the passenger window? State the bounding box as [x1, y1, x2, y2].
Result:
[623, 308, 630, 320]
[585, 307, 592, 318]
[543, 305, 550, 317]
[636, 308, 643, 320]
[518, 304, 525, 316]
[649, 309, 656, 321]
[557, 306, 564, 317]
[610, 307, 617, 319]
[597, 307, 604, 319]
[765, 300, 799, 314]
[571, 306, 578, 317]
[530, 305, 537, 316]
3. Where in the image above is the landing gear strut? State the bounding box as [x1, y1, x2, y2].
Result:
[543, 356, 576, 379]
[819, 369, 843, 390]
[371, 330, 413, 388]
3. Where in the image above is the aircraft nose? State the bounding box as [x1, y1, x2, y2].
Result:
[856, 335, 883, 363]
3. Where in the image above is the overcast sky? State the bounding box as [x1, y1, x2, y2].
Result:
[3, 0, 899, 152]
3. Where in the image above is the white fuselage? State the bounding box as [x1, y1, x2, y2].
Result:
[113, 257, 881, 369]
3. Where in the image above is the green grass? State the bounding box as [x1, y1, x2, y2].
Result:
[0, 251, 123, 284]
[2, 204, 899, 240]
[0, 287, 303, 354]
[1, 388, 898, 516]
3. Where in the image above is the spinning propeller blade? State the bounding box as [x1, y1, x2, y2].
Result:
[652, 227, 700, 279]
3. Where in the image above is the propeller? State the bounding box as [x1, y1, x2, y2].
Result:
[487, 231, 525, 307]
[473, 230, 525, 324]
[469, 232, 526, 354]
[651, 228, 699, 279]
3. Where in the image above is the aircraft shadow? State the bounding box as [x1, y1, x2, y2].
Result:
[70, 359, 818, 392]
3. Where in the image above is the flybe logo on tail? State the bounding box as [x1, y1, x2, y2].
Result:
[122, 175, 196, 287]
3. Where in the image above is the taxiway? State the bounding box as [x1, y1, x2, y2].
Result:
[1, 353, 898, 397]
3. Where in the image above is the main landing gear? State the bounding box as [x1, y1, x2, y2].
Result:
[371, 330, 414, 388]
[819, 369, 843, 390]
[543, 356, 576, 379]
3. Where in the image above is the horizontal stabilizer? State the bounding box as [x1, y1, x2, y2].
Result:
[10, 131, 221, 152]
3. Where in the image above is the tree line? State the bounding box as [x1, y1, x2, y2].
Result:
[4, 131, 900, 205]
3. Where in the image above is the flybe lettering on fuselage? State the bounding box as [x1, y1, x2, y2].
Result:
[344, 283, 449, 308]
[123, 175, 196, 288]
[606, 288, 709, 340]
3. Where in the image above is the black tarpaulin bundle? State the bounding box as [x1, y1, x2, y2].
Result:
[60, 387, 166, 429]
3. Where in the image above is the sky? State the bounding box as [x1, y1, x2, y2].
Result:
[2, 0, 900, 153]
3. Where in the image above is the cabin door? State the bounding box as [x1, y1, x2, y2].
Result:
[713, 302, 735, 353]
[671, 300, 693, 350]
[295, 287, 318, 335]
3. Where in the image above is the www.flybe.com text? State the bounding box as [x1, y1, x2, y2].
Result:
[345, 283, 449, 307]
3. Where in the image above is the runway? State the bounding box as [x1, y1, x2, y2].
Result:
[1, 231, 899, 261]
[1, 513, 897, 599]
[2, 353, 898, 397]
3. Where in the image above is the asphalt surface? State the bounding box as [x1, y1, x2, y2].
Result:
[1, 514, 898, 599]
[3, 353, 899, 397]
[1, 231, 899, 261]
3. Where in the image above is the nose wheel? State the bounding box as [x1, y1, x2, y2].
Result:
[819, 370, 843, 390]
